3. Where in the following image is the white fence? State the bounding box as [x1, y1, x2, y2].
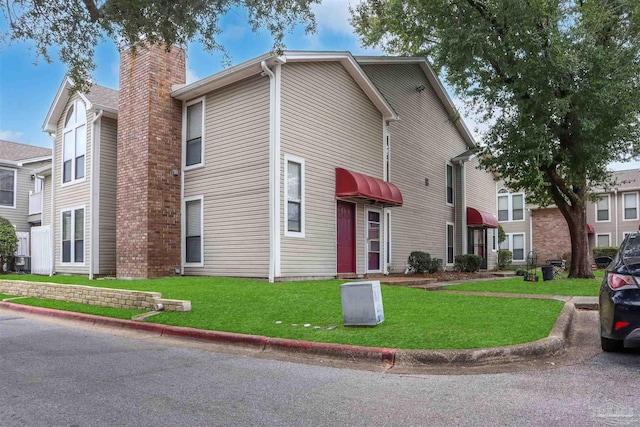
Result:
[16, 232, 29, 256]
[30, 225, 52, 275]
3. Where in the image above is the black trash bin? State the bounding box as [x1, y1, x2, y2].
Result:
[541, 265, 554, 281]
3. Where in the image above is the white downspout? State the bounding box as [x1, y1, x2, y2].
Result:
[262, 60, 279, 283]
[461, 161, 467, 254]
[614, 189, 619, 246]
[48, 132, 56, 276]
[89, 110, 103, 280]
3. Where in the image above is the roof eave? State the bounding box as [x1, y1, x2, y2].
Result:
[42, 77, 93, 133]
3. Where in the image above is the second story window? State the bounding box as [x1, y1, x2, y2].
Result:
[497, 191, 524, 222]
[62, 100, 87, 184]
[185, 98, 204, 168]
[0, 168, 16, 208]
[446, 164, 454, 205]
[623, 192, 638, 220]
[596, 194, 610, 222]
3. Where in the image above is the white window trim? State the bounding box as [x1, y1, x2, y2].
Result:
[492, 228, 497, 252]
[60, 205, 86, 266]
[0, 167, 17, 209]
[182, 96, 206, 172]
[284, 154, 305, 238]
[365, 207, 383, 273]
[501, 232, 526, 262]
[596, 233, 611, 248]
[595, 194, 611, 223]
[445, 222, 455, 266]
[445, 163, 454, 207]
[61, 100, 87, 186]
[622, 191, 639, 221]
[183, 195, 204, 268]
[497, 192, 525, 222]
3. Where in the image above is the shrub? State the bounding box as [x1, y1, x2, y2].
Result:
[428, 257, 443, 273]
[407, 251, 444, 273]
[0, 217, 17, 272]
[497, 250, 513, 270]
[593, 246, 618, 260]
[407, 251, 430, 273]
[454, 254, 483, 272]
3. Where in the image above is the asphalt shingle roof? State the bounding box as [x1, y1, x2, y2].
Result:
[85, 84, 118, 111]
[0, 140, 51, 162]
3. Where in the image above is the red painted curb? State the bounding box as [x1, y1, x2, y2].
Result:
[160, 326, 268, 349]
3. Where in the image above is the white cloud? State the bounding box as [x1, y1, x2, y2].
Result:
[186, 67, 200, 84]
[312, 0, 357, 36]
[0, 130, 23, 142]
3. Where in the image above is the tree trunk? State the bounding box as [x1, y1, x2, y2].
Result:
[559, 203, 594, 279]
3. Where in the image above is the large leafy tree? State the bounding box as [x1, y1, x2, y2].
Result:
[352, 0, 640, 278]
[1, 0, 318, 91]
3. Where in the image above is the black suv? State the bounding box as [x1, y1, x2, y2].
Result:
[599, 231, 640, 352]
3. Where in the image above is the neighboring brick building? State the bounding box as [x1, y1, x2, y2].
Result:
[498, 169, 640, 267]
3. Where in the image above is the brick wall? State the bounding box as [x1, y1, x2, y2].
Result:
[532, 208, 571, 263]
[116, 44, 185, 278]
[0, 280, 191, 312]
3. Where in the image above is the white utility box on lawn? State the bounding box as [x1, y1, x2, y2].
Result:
[340, 280, 384, 326]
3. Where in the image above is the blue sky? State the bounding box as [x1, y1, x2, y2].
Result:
[0, 1, 637, 170]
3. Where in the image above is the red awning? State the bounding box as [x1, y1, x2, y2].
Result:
[467, 207, 499, 229]
[586, 223, 595, 234]
[335, 168, 403, 206]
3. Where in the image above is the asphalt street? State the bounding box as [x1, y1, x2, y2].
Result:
[1, 309, 639, 427]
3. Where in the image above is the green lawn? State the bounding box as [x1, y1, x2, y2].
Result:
[0, 275, 565, 350]
[445, 274, 602, 296]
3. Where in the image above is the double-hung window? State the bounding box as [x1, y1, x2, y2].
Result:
[0, 167, 16, 208]
[62, 208, 84, 263]
[62, 100, 86, 184]
[500, 233, 525, 262]
[596, 195, 610, 222]
[596, 234, 611, 247]
[185, 98, 204, 168]
[285, 155, 305, 237]
[185, 197, 203, 265]
[446, 164, 454, 205]
[497, 191, 524, 222]
[623, 192, 638, 220]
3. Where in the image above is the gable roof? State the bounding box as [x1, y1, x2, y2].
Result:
[171, 51, 399, 121]
[355, 56, 476, 149]
[42, 78, 118, 133]
[601, 169, 640, 192]
[0, 140, 51, 166]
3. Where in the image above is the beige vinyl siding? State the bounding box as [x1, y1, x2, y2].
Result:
[586, 190, 639, 247]
[496, 180, 530, 266]
[466, 156, 498, 269]
[98, 116, 117, 274]
[54, 93, 92, 274]
[280, 62, 384, 277]
[0, 160, 48, 231]
[183, 74, 270, 277]
[361, 63, 468, 272]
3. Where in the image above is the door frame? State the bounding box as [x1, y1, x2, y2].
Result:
[336, 199, 357, 274]
[365, 206, 383, 273]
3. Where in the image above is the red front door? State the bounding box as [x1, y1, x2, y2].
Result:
[337, 201, 356, 274]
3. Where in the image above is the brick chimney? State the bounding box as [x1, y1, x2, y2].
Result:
[116, 44, 185, 278]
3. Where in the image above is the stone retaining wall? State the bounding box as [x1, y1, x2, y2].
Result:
[0, 280, 191, 312]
